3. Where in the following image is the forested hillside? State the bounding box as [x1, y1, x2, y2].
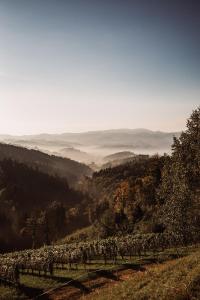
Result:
[83, 155, 167, 237]
[0, 143, 92, 186]
[100, 154, 150, 169]
[0, 159, 91, 252]
[81, 107, 200, 241]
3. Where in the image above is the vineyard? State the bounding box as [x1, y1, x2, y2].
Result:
[0, 231, 196, 290]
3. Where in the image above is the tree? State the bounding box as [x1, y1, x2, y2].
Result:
[159, 107, 200, 244]
[99, 209, 116, 237]
[26, 216, 39, 249]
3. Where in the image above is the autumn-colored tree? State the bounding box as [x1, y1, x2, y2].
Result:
[114, 181, 131, 213]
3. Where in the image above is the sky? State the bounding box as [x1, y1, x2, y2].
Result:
[0, 0, 200, 135]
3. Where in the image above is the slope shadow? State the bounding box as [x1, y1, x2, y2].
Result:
[93, 270, 119, 281]
[22, 264, 147, 299]
[122, 263, 146, 271]
[67, 279, 90, 293]
[18, 284, 49, 300]
[19, 274, 90, 299]
[20, 272, 72, 283]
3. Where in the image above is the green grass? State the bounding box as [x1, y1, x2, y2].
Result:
[0, 286, 26, 300]
[56, 225, 97, 245]
[20, 274, 62, 290]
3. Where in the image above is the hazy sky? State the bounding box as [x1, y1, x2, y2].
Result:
[0, 0, 200, 134]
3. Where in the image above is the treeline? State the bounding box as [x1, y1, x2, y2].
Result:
[82, 107, 200, 243]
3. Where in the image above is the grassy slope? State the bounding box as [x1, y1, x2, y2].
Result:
[0, 246, 199, 300]
[56, 226, 97, 245]
[0, 286, 25, 300]
[83, 247, 200, 300]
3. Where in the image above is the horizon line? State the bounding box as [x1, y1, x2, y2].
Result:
[0, 127, 182, 137]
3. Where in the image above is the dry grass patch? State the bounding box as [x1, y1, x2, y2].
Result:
[82, 250, 200, 300]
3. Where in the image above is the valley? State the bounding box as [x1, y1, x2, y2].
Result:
[0, 107, 199, 300]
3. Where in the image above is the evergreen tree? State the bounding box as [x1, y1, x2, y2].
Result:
[159, 107, 200, 243]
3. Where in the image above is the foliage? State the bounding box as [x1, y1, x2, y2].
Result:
[158, 107, 200, 243]
[83, 155, 166, 236]
[0, 159, 91, 251]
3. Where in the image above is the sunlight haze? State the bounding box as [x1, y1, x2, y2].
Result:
[0, 0, 199, 134]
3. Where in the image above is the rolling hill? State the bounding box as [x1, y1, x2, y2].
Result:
[59, 147, 95, 164]
[103, 151, 135, 163]
[0, 129, 180, 164]
[0, 143, 92, 186]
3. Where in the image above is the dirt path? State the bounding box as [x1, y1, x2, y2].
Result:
[46, 268, 144, 300]
[37, 260, 177, 300]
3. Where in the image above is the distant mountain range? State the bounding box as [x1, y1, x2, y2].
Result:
[0, 129, 180, 165]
